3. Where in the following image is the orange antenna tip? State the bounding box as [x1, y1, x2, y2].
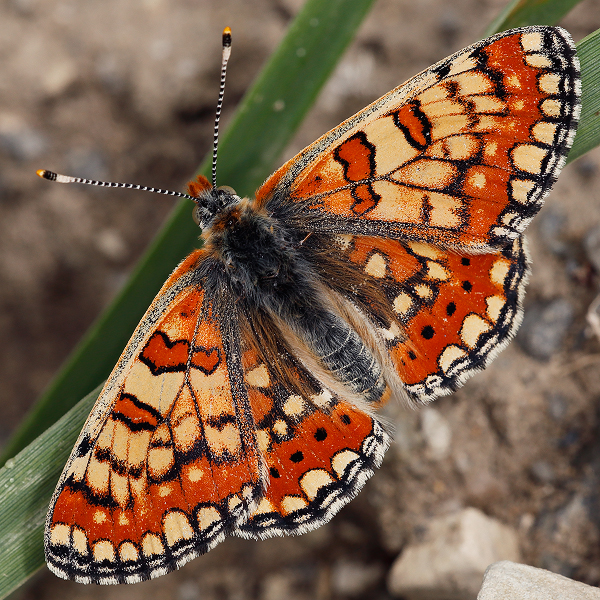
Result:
[222, 27, 232, 46]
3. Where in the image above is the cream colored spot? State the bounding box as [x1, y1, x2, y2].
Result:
[460, 314, 491, 348]
[311, 389, 334, 408]
[448, 55, 478, 76]
[418, 84, 449, 105]
[469, 171, 486, 189]
[110, 471, 129, 507]
[525, 53, 552, 69]
[93, 540, 116, 563]
[502, 212, 519, 226]
[281, 495, 308, 515]
[539, 72, 561, 94]
[438, 345, 467, 373]
[164, 511, 194, 547]
[428, 192, 462, 229]
[148, 446, 175, 478]
[484, 141, 498, 159]
[423, 98, 464, 118]
[450, 71, 494, 95]
[370, 182, 424, 223]
[112, 420, 130, 463]
[256, 429, 270, 452]
[158, 483, 173, 497]
[228, 495, 242, 511]
[93, 509, 107, 524]
[50, 523, 70, 546]
[541, 98, 562, 117]
[532, 121, 557, 145]
[197, 506, 221, 531]
[521, 31, 543, 51]
[512, 144, 547, 174]
[393, 292, 413, 316]
[414, 284, 433, 299]
[70, 454, 90, 482]
[246, 364, 270, 388]
[436, 134, 480, 160]
[119, 542, 139, 563]
[335, 234, 352, 249]
[365, 253, 387, 278]
[510, 178, 535, 204]
[490, 259, 510, 287]
[513, 99, 525, 111]
[142, 533, 164, 557]
[394, 292, 412, 316]
[408, 242, 441, 259]
[127, 430, 151, 470]
[379, 321, 402, 341]
[273, 419, 288, 437]
[506, 74, 521, 89]
[125, 360, 182, 416]
[471, 95, 505, 113]
[187, 465, 204, 482]
[427, 261, 449, 281]
[253, 497, 276, 515]
[71, 527, 89, 556]
[205, 423, 242, 456]
[118, 512, 130, 526]
[88, 456, 111, 496]
[364, 115, 420, 175]
[96, 419, 115, 452]
[300, 469, 334, 501]
[332, 449, 360, 478]
[486, 295, 505, 322]
[283, 395, 306, 417]
[188, 366, 232, 417]
[173, 415, 201, 452]
[393, 159, 457, 189]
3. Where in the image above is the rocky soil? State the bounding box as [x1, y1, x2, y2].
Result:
[2, 0, 600, 598]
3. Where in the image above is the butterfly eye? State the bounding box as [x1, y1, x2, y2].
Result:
[192, 205, 202, 226]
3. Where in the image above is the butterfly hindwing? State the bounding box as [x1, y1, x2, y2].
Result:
[45, 251, 265, 584]
[232, 344, 389, 539]
[257, 27, 580, 251]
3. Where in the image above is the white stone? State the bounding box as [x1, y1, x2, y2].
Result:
[387, 508, 520, 600]
[478, 561, 600, 599]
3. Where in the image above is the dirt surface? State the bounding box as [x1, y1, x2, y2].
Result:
[2, 0, 600, 598]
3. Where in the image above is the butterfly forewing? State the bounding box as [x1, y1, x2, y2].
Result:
[257, 27, 580, 251]
[45, 251, 265, 584]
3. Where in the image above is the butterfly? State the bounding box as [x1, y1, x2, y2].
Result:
[43, 25, 580, 584]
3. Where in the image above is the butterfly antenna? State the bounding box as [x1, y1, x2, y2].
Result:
[36, 169, 197, 201]
[212, 27, 232, 190]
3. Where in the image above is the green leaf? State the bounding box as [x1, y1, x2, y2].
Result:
[484, 0, 585, 36]
[0, 386, 99, 599]
[567, 28, 600, 162]
[0, 0, 377, 465]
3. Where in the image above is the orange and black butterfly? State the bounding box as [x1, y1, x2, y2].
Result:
[42, 26, 580, 584]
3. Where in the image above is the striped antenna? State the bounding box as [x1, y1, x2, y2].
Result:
[212, 27, 232, 189]
[36, 170, 197, 202]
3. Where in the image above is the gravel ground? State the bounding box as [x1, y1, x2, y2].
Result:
[2, 0, 600, 598]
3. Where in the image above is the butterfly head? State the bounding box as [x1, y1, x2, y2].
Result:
[188, 174, 242, 231]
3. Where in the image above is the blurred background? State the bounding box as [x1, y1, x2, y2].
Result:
[2, 0, 600, 598]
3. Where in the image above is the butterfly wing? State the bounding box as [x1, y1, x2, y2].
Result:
[45, 251, 266, 584]
[254, 26, 579, 403]
[257, 27, 580, 251]
[231, 341, 389, 540]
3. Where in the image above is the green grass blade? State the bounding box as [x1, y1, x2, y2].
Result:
[568, 28, 600, 162]
[0, 0, 377, 465]
[0, 387, 99, 599]
[484, 0, 584, 36]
